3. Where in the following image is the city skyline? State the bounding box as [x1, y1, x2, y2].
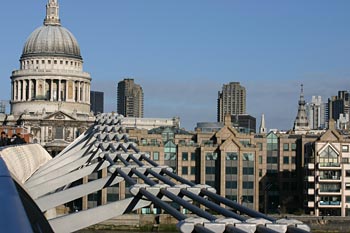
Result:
[0, 1, 350, 130]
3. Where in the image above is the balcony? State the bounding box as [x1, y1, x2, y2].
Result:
[318, 189, 341, 195]
[318, 163, 341, 170]
[318, 176, 341, 182]
[318, 201, 341, 208]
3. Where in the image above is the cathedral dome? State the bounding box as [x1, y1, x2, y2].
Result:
[21, 25, 81, 60]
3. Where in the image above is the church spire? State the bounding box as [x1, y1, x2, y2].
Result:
[293, 84, 310, 133]
[259, 113, 267, 134]
[44, 0, 61, 26]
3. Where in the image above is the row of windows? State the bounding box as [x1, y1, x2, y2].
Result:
[258, 155, 296, 164]
[182, 166, 196, 175]
[209, 166, 252, 175]
[225, 181, 254, 189]
[182, 152, 196, 161]
[23, 59, 81, 67]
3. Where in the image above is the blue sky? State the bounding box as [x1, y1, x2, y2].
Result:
[0, 0, 350, 130]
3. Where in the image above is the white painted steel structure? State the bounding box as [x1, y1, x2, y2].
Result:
[0, 113, 311, 233]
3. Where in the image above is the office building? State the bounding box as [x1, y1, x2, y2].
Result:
[306, 96, 326, 130]
[232, 114, 256, 134]
[90, 91, 104, 115]
[328, 91, 350, 130]
[217, 82, 246, 122]
[117, 79, 144, 118]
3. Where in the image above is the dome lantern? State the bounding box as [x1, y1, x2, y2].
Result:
[21, 0, 82, 60]
[44, 0, 61, 26]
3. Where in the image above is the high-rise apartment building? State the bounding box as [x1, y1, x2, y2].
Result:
[329, 91, 350, 121]
[117, 79, 144, 118]
[306, 96, 326, 130]
[90, 91, 104, 115]
[217, 82, 246, 122]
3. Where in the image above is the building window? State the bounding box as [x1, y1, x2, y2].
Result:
[319, 146, 339, 167]
[191, 152, 196, 161]
[283, 143, 289, 151]
[60, 60, 63, 64]
[243, 181, 254, 189]
[320, 183, 341, 193]
[206, 180, 215, 187]
[243, 153, 254, 161]
[226, 167, 237, 175]
[267, 169, 278, 175]
[226, 181, 237, 189]
[48, 60, 51, 64]
[225, 195, 237, 202]
[267, 133, 278, 151]
[206, 152, 218, 160]
[259, 169, 263, 177]
[291, 157, 296, 164]
[42, 60, 45, 64]
[243, 167, 254, 175]
[182, 167, 188, 175]
[153, 152, 159, 161]
[226, 152, 238, 160]
[283, 156, 289, 164]
[342, 158, 349, 164]
[190, 166, 196, 175]
[257, 143, 263, 151]
[206, 167, 216, 174]
[182, 152, 188, 161]
[258, 156, 263, 164]
[291, 143, 297, 151]
[346, 196, 350, 203]
[55, 127, 64, 139]
[342, 145, 349, 152]
[267, 157, 278, 164]
[242, 195, 254, 204]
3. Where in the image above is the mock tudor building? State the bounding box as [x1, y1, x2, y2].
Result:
[1, 0, 95, 155]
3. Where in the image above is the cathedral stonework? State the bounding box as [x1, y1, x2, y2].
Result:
[4, 0, 95, 156]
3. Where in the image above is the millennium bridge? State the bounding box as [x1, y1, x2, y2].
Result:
[0, 113, 310, 233]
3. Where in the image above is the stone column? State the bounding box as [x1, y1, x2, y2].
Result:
[29, 79, 32, 101]
[58, 79, 61, 101]
[35, 80, 39, 99]
[82, 82, 86, 103]
[86, 83, 90, 104]
[72, 81, 76, 101]
[50, 79, 54, 101]
[22, 80, 26, 101]
[13, 81, 16, 101]
[18, 80, 21, 101]
[65, 80, 69, 101]
[77, 82, 81, 102]
[43, 79, 46, 99]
